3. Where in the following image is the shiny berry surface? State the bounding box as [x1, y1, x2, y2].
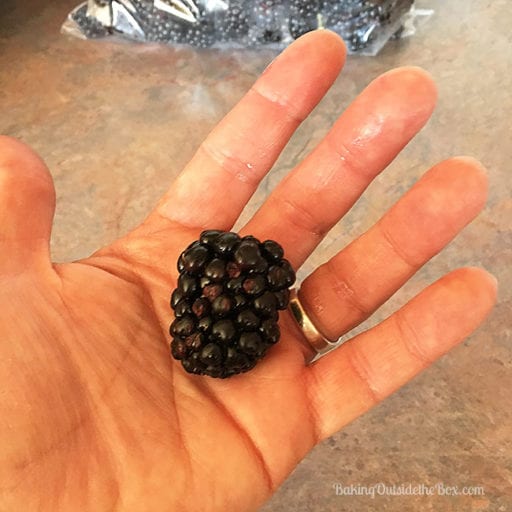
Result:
[169, 230, 295, 378]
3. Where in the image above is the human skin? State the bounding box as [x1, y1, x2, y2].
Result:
[0, 30, 496, 511]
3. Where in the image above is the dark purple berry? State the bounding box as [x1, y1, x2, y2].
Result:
[204, 258, 226, 281]
[204, 365, 224, 378]
[184, 332, 204, 350]
[200, 276, 213, 289]
[170, 288, 184, 308]
[203, 283, 223, 301]
[260, 319, 280, 344]
[242, 235, 259, 244]
[174, 300, 192, 318]
[226, 261, 242, 278]
[253, 291, 278, 317]
[171, 339, 188, 360]
[232, 294, 248, 310]
[239, 332, 264, 356]
[212, 295, 233, 317]
[182, 352, 204, 374]
[178, 244, 210, 274]
[236, 309, 261, 330]
[261, 240, 284, 262]
[266, 308, 279, 321]
[211, 319, 236, 344]
[280, 260, 296, 287]
[267, 263, 295, 291]
[200, 343, 223, 366]
[225, 346, 250, 371]
[226, 277, 244, 293]
[170, 231, 294, 378]
[192, 298, 210, 318]
[200, 229, 223, 246]
[248, 257, 269, 274]
[213, 232, 240, 256]
[170, 316, 195, 338]
[274, 289, 290, 310]
[197, 316, 213, 333]
[234, 243, 262, 270]
[242, 275, 267, 296]
[178, 274, 200, 297]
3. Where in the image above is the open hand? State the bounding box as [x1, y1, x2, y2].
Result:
[0, 31, 496, 511]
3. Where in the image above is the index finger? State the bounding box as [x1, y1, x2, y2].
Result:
[153, 30, 346, 231]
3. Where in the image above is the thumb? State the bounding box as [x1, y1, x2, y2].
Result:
[0, 136, 56, 272]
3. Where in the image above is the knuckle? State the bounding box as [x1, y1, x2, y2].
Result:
[276, 196, 326, 239]
[325, 260, 372, 318]
[377, 222, 418, 269]
[325, 136, 367, 179]
[344, 343, 383, 404]
[199, 142, 260, 187]
[250, 85, 305, 125]
[394, 309, 433, 366]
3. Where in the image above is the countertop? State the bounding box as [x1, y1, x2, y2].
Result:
[1, 0, 511, 510]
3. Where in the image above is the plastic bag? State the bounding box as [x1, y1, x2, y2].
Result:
[62, 1, 433, 56]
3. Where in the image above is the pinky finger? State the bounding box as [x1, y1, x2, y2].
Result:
[305, 267, 497, 441]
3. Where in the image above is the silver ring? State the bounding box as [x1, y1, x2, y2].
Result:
[288, 289, 338, 359]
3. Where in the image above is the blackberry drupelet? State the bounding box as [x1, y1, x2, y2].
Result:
[170, 230, 296, 378]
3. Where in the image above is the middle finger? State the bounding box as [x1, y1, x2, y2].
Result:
[242, 67, 437, 267]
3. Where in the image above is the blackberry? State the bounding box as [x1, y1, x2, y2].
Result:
[219, 0, 250, 41]
[170, 230, 295, 378]
[289, 0, 323, 40]
[181, 18, 215, 48]
[249, 0, 283, 45]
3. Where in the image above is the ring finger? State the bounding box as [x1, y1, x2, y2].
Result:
[299, 156, 488, 341]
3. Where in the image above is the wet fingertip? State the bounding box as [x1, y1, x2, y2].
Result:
[377, 66, 438, 111]
[295, 28, 346, 51]
[449, 266, 498, 304]
[262, 29, 346, 78]
[314, 28, 347, 60]
[440, 156, 489, 207]
[449, 156, 488, 177]
[383, 65, 437, 89]
[465, 266, 498, 293]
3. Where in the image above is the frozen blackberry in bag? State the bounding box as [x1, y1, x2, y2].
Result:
[289, 0, 323, 40]
[249, 0, 285, 44]
[182, 18, 216, 48]
[218, 0, 250, 41]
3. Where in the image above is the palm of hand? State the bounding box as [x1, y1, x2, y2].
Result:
[1, 31, 496, 512]
[3, 228, 310, 511]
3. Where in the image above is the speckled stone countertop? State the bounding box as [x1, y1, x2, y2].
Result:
[1, 0, 511, 510]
